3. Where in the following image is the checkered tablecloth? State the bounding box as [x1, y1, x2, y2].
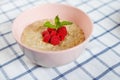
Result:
[0, 0, 120, 80]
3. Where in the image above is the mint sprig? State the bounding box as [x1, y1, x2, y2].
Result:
[44, 21, 56, 29]
[44, 15, 72, 29]
[61, 21, 73, 26]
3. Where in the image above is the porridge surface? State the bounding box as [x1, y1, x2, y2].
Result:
[21, 20, 85, 51]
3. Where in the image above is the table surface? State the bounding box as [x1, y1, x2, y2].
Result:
[0, 0, 120, 80]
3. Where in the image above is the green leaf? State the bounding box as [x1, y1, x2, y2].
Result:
[44, 21, 56, 29]
[55, 15, 61, 28]
[61, 21, 73, 26]
[43, 15, 73, 29]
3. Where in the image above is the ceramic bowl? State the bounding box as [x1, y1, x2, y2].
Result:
[12, 4, 93, 67]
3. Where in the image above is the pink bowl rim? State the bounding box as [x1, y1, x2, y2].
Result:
[12, 3, 93, 54]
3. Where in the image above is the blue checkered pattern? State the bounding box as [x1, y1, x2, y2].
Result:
[0, 0, 120, 80]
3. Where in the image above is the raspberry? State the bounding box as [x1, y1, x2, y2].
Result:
[43, 34, 50, 43]
[58, 34, 65, 41]
[50, 35, 60, 45]
[42, 26, 67, 45]
[57, 26, 67, 41]
[57, 26, 67, 36]
[42, 30, 49, 36]
[47, 28, 56, 33]
[50, 30, 57, 37]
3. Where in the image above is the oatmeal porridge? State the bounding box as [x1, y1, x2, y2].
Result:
[21, 18, 85, 51]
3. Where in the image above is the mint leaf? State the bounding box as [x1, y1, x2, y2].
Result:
[55, 15, 61, 29]
[44, 21, 56, 29]
[61, 21, 72, 26]
[43, 15, 73, 29]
